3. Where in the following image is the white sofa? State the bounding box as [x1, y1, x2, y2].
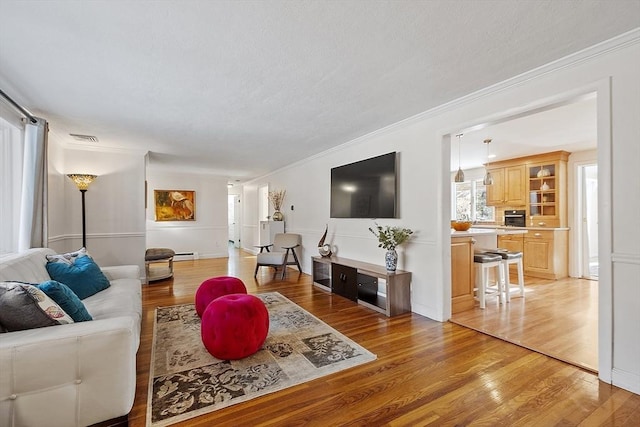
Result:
[0, 248, 142, 427]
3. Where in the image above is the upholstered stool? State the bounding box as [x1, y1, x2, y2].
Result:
[201, 294, 269, 360]
[145, 248, 175, 282]
[195, 276, 247, 317]
[485, 249, 525, 302]
[473, 252, 505, 309]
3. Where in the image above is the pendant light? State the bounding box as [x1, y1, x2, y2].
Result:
[483, 138, 494, 185]
[454, 133, 465, 182]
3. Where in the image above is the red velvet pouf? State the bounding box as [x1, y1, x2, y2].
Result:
[201, 294, 269, 360]
[195, 276, 247, 317]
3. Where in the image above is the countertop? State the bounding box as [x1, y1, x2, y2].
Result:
[451, 228, 498, 238]
[451, 228, 529, 237]
[473, 225, 570, 231]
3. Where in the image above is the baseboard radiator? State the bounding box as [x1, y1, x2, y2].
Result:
[174, 252, 199, 261]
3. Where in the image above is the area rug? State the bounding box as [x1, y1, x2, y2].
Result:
[147, 292, 376, 426]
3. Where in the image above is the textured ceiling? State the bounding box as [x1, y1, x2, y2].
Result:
[0, 0, 638, 181]
[451, 95, 598, 171]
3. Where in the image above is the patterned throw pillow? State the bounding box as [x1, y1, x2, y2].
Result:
[46, 255, 110, 300]
[38, 280, 93, 322]
[0, 282, 74, 332]
[45, 247, 89, 265]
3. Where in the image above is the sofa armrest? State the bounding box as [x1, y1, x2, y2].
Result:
[0, 317, 138, 427]
[101, 264, 140, 281]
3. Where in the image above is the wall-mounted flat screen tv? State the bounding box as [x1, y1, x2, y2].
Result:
[330, 152, 397, 218]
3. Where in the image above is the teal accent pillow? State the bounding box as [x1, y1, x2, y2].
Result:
[46, 256, 110, 300]
[38, 280, 93, 322]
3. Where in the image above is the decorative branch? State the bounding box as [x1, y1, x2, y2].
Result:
[268, 189, 286, 211]
[368, 222, 414, 251]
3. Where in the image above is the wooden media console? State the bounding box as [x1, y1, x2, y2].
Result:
[311, 255, 411, 317]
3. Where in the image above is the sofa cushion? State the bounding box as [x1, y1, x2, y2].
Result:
[46, 255, 110, 299]
[38, 280, 93, 322]
[83, 278, 143, 345]
[84, 279, 141, 320]
[0, 282, 74, 331]
[0, 248, 56, 284]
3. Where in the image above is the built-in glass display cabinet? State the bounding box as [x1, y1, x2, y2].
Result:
[526, 151, 569, 228]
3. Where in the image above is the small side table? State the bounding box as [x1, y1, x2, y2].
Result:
[145, 248, 175, 282]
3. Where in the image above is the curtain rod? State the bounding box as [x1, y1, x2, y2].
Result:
[0, 88, 38, 124]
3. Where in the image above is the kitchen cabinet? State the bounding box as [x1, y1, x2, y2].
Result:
[523, 229, 568, 279]
[486, 165, 526, 206]
[526, 151, 569, 228]
[451, 236, 475, 314]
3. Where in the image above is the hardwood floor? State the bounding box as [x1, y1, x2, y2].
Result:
[127, 249, 639, 426]
[451, 276, 598, 372]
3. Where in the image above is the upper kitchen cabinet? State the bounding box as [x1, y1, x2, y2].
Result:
[526, 151, 569, 228]
[485, 151, 569, 227]
[486, 164, 527, 206]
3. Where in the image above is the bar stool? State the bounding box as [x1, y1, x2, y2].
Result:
[473, 252, 505, 309]
[485, 249, 525, 302]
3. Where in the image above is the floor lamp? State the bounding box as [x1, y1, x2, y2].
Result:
[67, 174, 97, 248]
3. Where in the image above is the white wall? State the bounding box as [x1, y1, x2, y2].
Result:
[48, 143, 146, 274]
[145, 170, 228, 259]
[47, 135, 66, 247]
[241, 183, 260, 252]
[243, 35, 640, 393]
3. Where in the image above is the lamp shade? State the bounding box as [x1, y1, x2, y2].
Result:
[454, 133, 465, 182]
[454, 167, 465, 183]
[67, 174, 97, 190]
[482, 138, 493, 185]
[483, 170, 494, 185]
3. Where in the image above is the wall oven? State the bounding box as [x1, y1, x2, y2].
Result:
[504, 210, 526, 227]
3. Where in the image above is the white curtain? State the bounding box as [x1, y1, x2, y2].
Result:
[17, 117, 48, 251]
[0, 115, 24, 254]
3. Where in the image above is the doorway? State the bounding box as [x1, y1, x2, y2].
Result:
[228, 194, 240, 249]
[580, 164, 598, 279]
[448, 94, 601, 373]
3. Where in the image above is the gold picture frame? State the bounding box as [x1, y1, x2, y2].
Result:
[154, 190, 196, 221]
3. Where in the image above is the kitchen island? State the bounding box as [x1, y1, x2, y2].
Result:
[450, 227, 528, 314]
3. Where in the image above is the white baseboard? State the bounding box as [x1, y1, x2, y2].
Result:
[612, 368, 640, 395]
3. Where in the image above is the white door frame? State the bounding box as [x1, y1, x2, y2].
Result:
[441, 77, 612, 383]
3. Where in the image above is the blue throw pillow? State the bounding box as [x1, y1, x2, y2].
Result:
[37, 280, 93, 322]
[46, 256, 110, 300]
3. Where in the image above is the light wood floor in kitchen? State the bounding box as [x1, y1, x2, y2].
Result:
[450, 275, 598, 372]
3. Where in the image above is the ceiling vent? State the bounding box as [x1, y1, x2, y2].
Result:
[69, 133, 99, 143]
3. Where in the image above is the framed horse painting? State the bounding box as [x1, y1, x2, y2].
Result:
[154, 190, 196, 221]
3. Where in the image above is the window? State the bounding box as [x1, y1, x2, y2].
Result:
[453, 180, 495, 222]
[454, 182, 472, 220]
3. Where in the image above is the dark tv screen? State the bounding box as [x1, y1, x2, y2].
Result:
[330, 152, 397, 218]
